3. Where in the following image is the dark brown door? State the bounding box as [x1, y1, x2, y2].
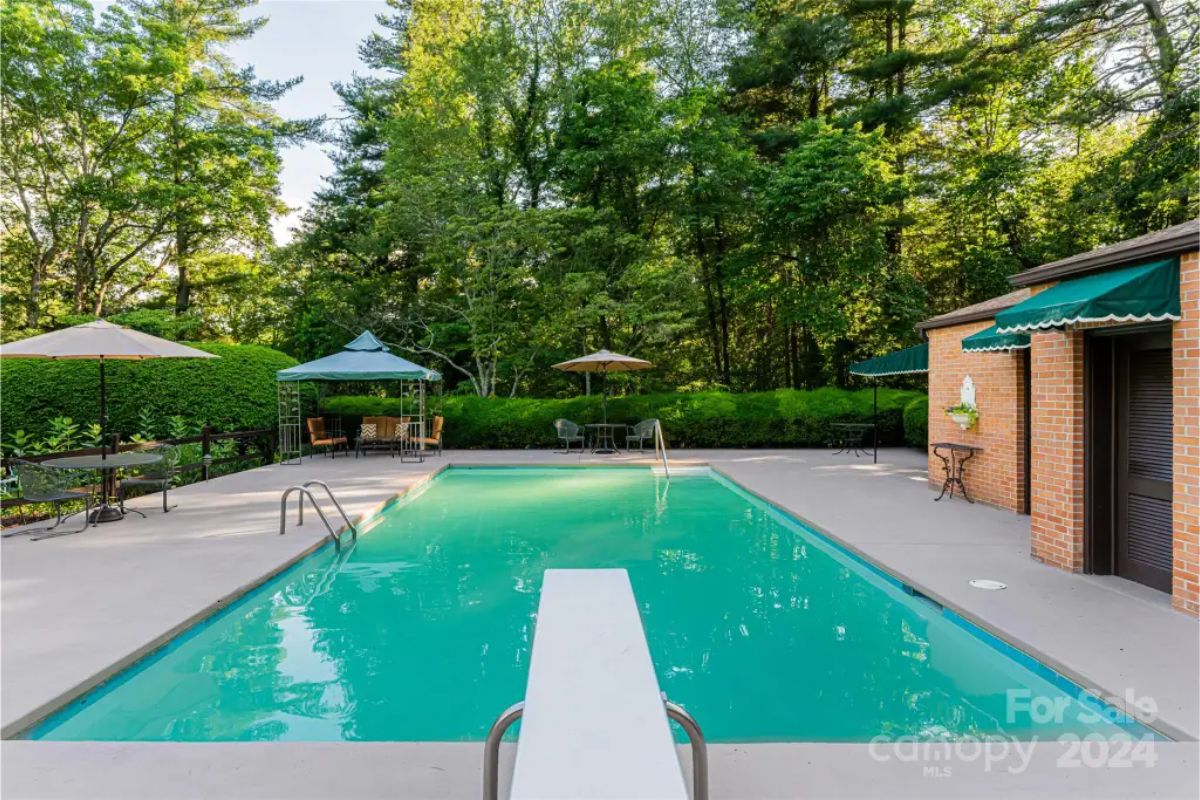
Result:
[1114, 334, 1173, 592]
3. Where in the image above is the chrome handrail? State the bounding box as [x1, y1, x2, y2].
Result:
[482, 696, 706, 800]
[278, 482, 357, 551]
[655, 419, 670, 479]
[483, 701, 524, 800]
[665, 699, 708, 800]
[299, 480, 357, 546]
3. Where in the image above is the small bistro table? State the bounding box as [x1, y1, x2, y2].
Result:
[931, 442, 982, 503]
[585, 423, 627, 455]
[43, 451, 163, 524]
[831, 422, 875, 457]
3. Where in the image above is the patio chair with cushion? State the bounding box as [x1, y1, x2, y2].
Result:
[625, 419, 658, 453]
[1, 460, 93, 540]
[415, 415, 444, 455]
[307, 417, 348, 458]
[554, 418, 585, 454]
[118, 444, 180, 515]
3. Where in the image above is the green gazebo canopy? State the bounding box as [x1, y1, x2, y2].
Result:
[276, 331, 441, 382]
[995, 259, 1180, 334]
[961, 324, 1030, 353]
[848, 342, 929, 377]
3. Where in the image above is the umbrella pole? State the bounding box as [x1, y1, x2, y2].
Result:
[872, 382, 878, 465]
[100, 357, 108, 460]
[602, 369, 608, 425]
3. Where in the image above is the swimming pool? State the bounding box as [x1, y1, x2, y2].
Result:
[32, 467, 1154, 742]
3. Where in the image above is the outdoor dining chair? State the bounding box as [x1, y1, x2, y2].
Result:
[554, 418, 585, 453]
[118, 444, 181, 515]
[2, 460, 93, 540]
[625, 419, 658, 453]
[416, 415, 444, 455]
[307, 417, 348, 458]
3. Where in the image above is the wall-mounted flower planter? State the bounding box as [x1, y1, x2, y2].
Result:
[945, 403, 978, 431]
[948, 410, 976, 430]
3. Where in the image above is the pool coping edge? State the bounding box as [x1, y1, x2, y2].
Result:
[704, 464, 1187, 742]
[1, 464, 451, 740]
[6, 460, 1186, 743]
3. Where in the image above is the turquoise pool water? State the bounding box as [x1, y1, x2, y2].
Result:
[33, 467, 1151, 742]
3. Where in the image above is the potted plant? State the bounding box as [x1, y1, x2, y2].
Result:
[945, 402, 978, 431]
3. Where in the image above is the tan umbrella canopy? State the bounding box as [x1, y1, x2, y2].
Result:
[553, 349, 653, 423]
[0, 320, 217, 458]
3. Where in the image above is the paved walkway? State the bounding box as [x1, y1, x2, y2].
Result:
[3, 448, 1197, 798]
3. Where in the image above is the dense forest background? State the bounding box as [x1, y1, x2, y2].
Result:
[3, 0, 1197, 397]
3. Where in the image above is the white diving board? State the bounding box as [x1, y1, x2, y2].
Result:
[509, 569, 689, 800]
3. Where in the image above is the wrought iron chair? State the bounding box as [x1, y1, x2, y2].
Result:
[625, 419, 658, 453]
[118, 444, 181, 515]
[2, 460, 93, 540]
[554, 418, 585, 454]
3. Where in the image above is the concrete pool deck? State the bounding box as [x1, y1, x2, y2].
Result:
[2, 448, 1197, 798]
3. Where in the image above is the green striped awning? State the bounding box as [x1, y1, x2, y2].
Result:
[995, 259, 1180, 334]
[961, 324, 1030, 353]
[849, 342, 928, 377]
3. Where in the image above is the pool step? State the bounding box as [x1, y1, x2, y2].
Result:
[651, 466, 708, 476]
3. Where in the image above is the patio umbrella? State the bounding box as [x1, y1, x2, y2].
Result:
[0, 320, 217, 459]
[552, 349, 653, 424]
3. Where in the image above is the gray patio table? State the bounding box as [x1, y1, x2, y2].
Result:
[586, 423, 627, 455]
[43, 452, 163, 524]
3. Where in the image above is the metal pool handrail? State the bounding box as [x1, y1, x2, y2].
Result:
[665, 699, 708, 800]
[483, 701, 524, 800]
[482, 697, 707, 800]
[278, 480, 358, 551]
[655, 420, 670, 479]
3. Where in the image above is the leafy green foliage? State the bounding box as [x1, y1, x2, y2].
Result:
[322, 388, 925, 449]
[903, 395, 928, 448]
[0, 343, 296, 437]
[0, 0, 312, 339]
[4, 0, 1195, 397]
[54, 310, 203, 342]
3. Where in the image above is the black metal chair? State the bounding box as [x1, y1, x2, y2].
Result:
[625, 419, 658, 452]
[118, 444, 180, 515]
[554, 418, 585, 453]
[2, 460, 93, 540]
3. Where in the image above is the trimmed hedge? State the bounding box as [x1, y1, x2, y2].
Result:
[0, 342, 297, 437]
[322, 388, 927, 449]
[903, 395, 928, 448]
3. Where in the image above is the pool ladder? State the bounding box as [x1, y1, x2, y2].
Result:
[654, 419, 670, 479]
[279, 480, 357, 552]
[482, 696, 707, 800]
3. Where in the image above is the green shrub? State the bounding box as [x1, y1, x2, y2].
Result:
[54, 309, 203, 342]
[322, 388, 927, 449]
[1, 342, 297, 438]
[903, 395, 928, 448]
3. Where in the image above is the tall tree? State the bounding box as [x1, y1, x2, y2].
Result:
[125, 0, 315, 314]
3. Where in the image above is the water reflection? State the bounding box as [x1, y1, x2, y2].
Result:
[35, 469, 1146, 743]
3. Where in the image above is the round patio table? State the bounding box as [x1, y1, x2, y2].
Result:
[43, 452, 163, 524]
[585, 423, 627, 455]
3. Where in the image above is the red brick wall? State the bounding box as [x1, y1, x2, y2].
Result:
[1022, 252, 1199, 615]
[926, 321, 1027, 512]
[1174, 252, 1199, 614]
[1028, 328, 1087, 571]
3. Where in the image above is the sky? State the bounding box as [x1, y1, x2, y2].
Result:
[225, 1, 391, 242]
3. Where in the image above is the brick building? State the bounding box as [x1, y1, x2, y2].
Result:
[914, 220, 1199, 615]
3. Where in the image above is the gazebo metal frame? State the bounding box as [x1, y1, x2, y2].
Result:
[276, 332, 441, 465]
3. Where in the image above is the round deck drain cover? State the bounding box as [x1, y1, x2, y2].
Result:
[968, 579, 1007, 590]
